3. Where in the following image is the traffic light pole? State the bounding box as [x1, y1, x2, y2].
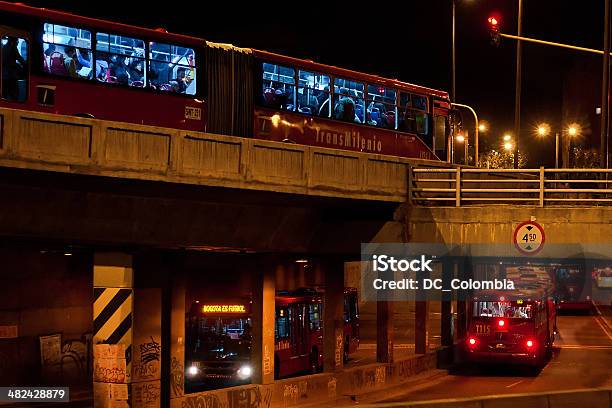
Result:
[602, 0, 610, 169]
[513, 0, 523, 169]
[452, 0, 456, 102]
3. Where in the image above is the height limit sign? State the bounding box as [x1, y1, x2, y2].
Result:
[513, 220, 545, 255]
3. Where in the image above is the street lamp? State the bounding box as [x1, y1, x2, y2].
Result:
[478, 121, 489, 133]
[567, 123, 581, 137]
[456, 132, 468, 164]
[504, 141, 514, 151]
[503, 134, 512, 142]
[534, 122, 581, 168]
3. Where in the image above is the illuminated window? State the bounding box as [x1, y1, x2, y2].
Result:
[95, 32, 146, 87]
[297, 70, 330, 117]
[333, 77, 365, 124]
[366, 84, 397, 129]
[262, 62, 295, 111]
[275, 307, 290, 339]
[308, 304, 321, 331]
[42, 23, 92, 80]
[149, 42, 196, 95]
[398, 92, 429, 136]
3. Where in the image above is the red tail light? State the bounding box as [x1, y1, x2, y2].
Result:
[526, 340, 534, 348]
[468, 337, 477, 346]
[498, 319, 506, 327]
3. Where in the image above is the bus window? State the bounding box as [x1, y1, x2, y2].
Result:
[473, 301, 533, 319]
[399, 92, 429, 138]
[42, 23, 92, 80]
[262, 62, 295, 111]
[149, 42, 196, 95]
[275, 307, 290, 339]
[308, 303, 321, 331]
[333, 77, 365, 124]
[366, 85, 397, 129]
[434, 115, 448, 157]
[1, 36, 28, 102]
[95, 32, 146, 87]
[297, 70, 330, 117]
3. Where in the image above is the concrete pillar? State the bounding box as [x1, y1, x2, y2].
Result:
[93, 252, 164, 408]
[376, 300, 394, 363]
[440, 260, 454, 347]
[169, 270, 185, 401]
[414, 300, 429, 355]
[251, 256, 275, 384]
[323, 259, 344, 372]
[456, 259, 467, 340]
[91, 253, 130, 408]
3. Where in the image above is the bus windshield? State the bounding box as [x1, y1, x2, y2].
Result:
[190, 317, 251, 361]
[473, 301, 533, 319]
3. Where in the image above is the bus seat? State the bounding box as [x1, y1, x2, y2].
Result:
[49, 52, 68, 76]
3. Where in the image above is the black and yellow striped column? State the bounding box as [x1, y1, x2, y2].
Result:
[93, 252, 134, 407]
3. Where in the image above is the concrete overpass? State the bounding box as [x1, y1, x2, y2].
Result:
[1, 107, 611, 408]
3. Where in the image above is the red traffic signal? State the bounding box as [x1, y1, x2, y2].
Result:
[487, 15, 501, 47]
[487, 16, 499, 30]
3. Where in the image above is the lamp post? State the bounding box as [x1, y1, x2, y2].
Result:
[452, 0, 456, 102]
[452, 102, 479, 165]
[513, 0, 524, 169]
[536, 123, 580, 168]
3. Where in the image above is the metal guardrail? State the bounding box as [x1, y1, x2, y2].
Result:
[409, 166, 612, 207]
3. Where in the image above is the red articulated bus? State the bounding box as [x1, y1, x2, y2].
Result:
[0, 2, 457, 161]
[275, 288, 359, 379]
[464, 284, 556, 368]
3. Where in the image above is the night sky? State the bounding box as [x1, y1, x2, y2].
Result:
[27, 1, 606, 166]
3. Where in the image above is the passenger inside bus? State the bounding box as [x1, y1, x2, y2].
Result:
[43, 23, 93, 80]
[149, 42, 196, 94]
[1, 36, 27, 101]
[474, 301, 533, 319]
[334, 87, 358, 123]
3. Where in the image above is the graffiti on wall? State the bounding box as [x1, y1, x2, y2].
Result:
[180, 386, 272, 408]
[133, 336, 161, 381]
[171, 356, 184, 398]
[334, 330, 343, 368]
[132, 381, 161, 408]
[39, 333, 92, 381]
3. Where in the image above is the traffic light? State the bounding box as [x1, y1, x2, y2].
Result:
[488, 15, 501, 47]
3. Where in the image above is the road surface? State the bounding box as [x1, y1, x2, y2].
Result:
[372, 305, 612, 404]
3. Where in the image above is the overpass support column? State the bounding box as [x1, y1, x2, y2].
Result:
[251, 256, 276, 384]
[441, 260, 454, 347]
[93, 252, 163, 408]
[324, 258, 344, 372]
[168, 265, 185, 403]
[456, 260, 467, 340]
[376, 300, 394, 363]
[415, 266, 430, 355]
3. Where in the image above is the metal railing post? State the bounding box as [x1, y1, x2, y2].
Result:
[539, 166, 545, 207]
[408, 164, 414, 205]
[455, 168, 461, 207]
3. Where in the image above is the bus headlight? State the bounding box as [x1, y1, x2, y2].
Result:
[237, 365, 252, 379]
[187, 365, 200, 377]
